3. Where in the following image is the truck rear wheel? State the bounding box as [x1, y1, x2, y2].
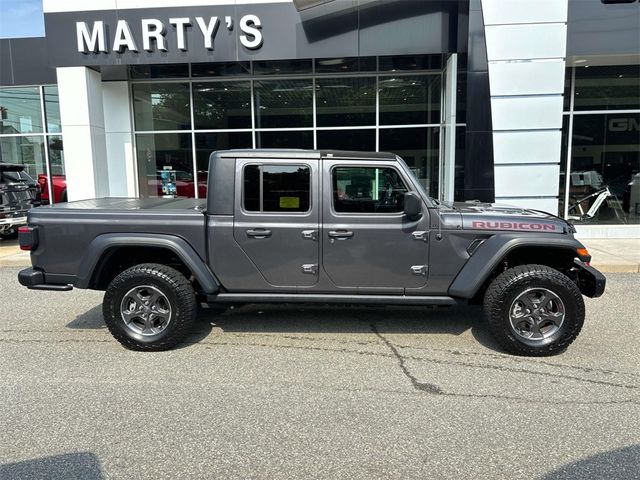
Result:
[483, 264, 585, 356]
[103, 263, 197, 351]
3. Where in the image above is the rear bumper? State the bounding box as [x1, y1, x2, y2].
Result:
[574, 260, 606, 298]
[18, 268, 73, 291]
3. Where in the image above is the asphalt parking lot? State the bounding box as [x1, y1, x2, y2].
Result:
[0, 266, 638, 480]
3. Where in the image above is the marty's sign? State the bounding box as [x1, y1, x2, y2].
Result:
[76, 15, 263, 54]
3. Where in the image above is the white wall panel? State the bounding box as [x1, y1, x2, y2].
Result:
[495, 197, 559, 215]
[488, 60, 566, 96]
[485, 24, 567, 61]
[493, 130, 562, 164]
[57, 67, 109, 201]
[492, 95, 564, 130]
[494, 164, 560, 197]
[482, 0, 567, 26]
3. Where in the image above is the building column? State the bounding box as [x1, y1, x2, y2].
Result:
[56, 67, 110, 201]
[102, 82, 137, 197]
[482, 0, 568, 213]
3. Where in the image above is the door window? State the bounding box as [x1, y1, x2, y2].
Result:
[243, 164, 311, 213]
[332, 166, 408, 213]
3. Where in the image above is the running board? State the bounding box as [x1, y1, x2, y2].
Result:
[207, 293, 458, 306]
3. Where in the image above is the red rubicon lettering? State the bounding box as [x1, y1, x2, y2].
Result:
[472, 221, 556, 231]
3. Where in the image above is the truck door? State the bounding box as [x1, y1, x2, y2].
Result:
[233, 158, 320, 288]
[321, 160, 430, 292]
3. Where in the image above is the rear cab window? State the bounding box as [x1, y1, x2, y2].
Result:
[243, 164, 311, 213]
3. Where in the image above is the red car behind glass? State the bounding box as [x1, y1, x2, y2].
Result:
[38, 174, 67, 204]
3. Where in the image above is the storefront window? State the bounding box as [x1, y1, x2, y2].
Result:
[314, 57, 376, 74]
[315, 77, 376, 127]
[192, 62, 251, 77]
[43, 86, 61, 134]
[48, 136, 65, 176]
[129, 64, 189, 79]
[0, 135, 47, 180]
[193, 82, 252, 130]
[316, 129, 375, 151]
[0, 87, 43, 134]
[564, 114, 640, 224]
[195, 132, 252, 171]
[136, 133, 194, 198]
[253, 59, 313, 75]
[379, 75, 441, 125]
[574, 65, 640, 111]
[255, 130, 313, 149]
[379, 127, 440, 197]
[378, 54, 442, 72]
[254, 80, 313, 128]
[133, 83, 191, 131]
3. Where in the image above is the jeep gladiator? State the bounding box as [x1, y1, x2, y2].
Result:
[17, 150, 606, 355]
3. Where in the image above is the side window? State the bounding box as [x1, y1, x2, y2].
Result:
[333, 166, 408, 214]
[243, 164, 311, 213]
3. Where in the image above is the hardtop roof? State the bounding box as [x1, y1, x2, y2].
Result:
[212, 149, 398, 161]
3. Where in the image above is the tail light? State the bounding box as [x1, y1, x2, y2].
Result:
[18, 226, 38, 251]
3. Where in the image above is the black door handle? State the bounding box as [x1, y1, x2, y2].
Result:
[328, 230, 354, 239]
[246, 229, 272, 238]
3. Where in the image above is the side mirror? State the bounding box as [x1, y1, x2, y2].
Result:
[404, 192, 423, 221]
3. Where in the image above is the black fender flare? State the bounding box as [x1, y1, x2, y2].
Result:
[448, 234, 584, 298]
[76, 233, 220, 293]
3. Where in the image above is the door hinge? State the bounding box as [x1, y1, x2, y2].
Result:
[301, 229, 318, 241]
[301, 264, 318, 275]
[412, 231, 428, 242]
[411, 265, 428, 276]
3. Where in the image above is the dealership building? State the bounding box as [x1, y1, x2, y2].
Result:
[0, 0, 638, 237]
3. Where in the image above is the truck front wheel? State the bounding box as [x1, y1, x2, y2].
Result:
[483, 264, 585, 356]
[103, 263, 197, 351]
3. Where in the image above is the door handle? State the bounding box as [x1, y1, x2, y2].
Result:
[328, 230, 354, 240]
[246, 228, 272, 239]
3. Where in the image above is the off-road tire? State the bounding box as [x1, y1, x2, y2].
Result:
[483, 264, 585, 356]
[0, 228, 18, 240]
[103, 263, 197, 351]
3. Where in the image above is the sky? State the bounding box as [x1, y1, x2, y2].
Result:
[0, 0, 45, 39]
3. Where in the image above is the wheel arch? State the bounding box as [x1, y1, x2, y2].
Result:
[77, 234, 219, 294]
[448, 234, 585, 299]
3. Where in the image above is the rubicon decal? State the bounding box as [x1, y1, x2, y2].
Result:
[76, 15, 263, 54]
[472, 221, 557, 231]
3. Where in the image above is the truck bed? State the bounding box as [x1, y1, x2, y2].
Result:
[28, 197, 208, 276]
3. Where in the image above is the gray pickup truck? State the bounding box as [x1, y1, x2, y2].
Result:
[18, 149, 605, 355]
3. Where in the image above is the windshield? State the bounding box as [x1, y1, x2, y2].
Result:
[395, 155, 438, 205]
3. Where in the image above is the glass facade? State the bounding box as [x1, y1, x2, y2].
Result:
[131, 57, 447, 199]
[0, 86, 65, 203]
[560, 65, 640, 224]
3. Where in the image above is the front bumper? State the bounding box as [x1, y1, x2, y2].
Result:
[18, 268, 73, 291]
[574, 260, 606, 298]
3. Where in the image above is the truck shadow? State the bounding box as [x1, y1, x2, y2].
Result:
[193, 304, 503, 353]
[541, 444, 640, 480]
[0, 452, 103, 479]
[66, 303, 504, 353]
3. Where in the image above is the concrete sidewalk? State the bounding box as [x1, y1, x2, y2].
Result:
[2, 237, 638, 272]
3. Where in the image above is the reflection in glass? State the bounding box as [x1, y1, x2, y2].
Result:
[195, 132, 252, 170]
[379, 75, 441, 125]
[378, 54, 442, 72]
[314, 57, 376, 74]
[565, 114, 640, 224]
[191, 62, 251, 77]
[316, 129, 375, 151]
[379, 127, 440, 197]
[44, 86, 61, 133]
[135, 133, 196, 198]
[0, 87, 43, 134]
[256, 130, 313, 149]
[193, 82, 252, 130]
[253, 59, 313, 75]
[316, 77, 376, 127]
[133, 83, 191, 131]
[0, 135, 46, 180]
[243, 165, 311, 213]
[254, 80, 313, 128]
[129, 64, 189, 79]
[573, 65, 640, 111]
